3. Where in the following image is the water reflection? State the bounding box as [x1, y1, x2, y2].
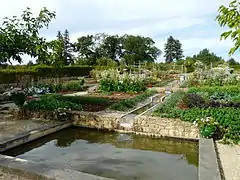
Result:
[4, 127, 199, 180]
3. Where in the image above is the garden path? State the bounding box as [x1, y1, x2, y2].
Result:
[216, 143, 240, 180]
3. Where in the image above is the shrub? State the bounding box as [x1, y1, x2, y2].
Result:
[182, 93, 206, 108]
[110, 90, 156, 111]
[24, 95, 83, 111]
[193, 117, 223, 139]
[11, 91, 26, 107]
[98, 69, 147, 93]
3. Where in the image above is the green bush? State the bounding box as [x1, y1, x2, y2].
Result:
[152, 91, 185, 118]
[11, 91, 26, 107]
[99, 78, 147, 93]
[53, 95, 111, 105]
[188, 86, 240, 96]
[24, 95, 83, 111]
[182, 93, 206, 108]
[110, 90, 157, 111]
[39, 79, 85, 93]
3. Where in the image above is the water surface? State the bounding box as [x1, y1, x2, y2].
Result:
[5, 127, 198, 180]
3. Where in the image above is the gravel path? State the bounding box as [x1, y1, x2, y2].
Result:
[216, 143, 240, 180]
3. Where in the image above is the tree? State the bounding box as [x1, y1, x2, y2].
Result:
[216, 0, 240, 55]
[100, 35, 122, 61]
[47, 31, 65, 66]
[175, 40, 184, 60]
[164, 36, 184, 63]
[192, 49, 223, 66]
[63, 29, 74, 65]
[75, 35, 96, 65]
[122, 35, 161, 65]
[227, 57, 239, 66]
[0, 7, 55, 64]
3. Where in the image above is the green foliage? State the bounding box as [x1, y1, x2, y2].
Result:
[180, 108, 240, 143]
[0, 66, 94, 84]
[11, 91, 26, 107]
[182, 93, 206, 108]
[99, 78, 147, 93]
[227, 58, 239, 66]
[0, 7, 55, 64]
[194, 117, 222, 139]
[188, 86, 240, 97]
[53, 95, 110, 105]
[24, 95, 83, 111]
[153, 79, 175, 87]
[216, 0, 240, 55]
[152, 91, 185, 118]
[96, 57, 118, 67]
[153, 90, 240, 143]
[192, 49, 223, 65]
[122, 35, 161, 65]
[164, 36, 184, 63]
[110, 90, 157, 111]
[100, 35, 123, 60]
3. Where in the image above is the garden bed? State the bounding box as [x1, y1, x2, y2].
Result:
[88, 92, 142, 100]
[152, 86, 240, 144]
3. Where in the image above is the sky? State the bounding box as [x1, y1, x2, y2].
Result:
[0, 0, 239, 63]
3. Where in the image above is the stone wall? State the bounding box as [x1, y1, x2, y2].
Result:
[72, 111, 121, 131]
[134, 116, 199, 139]
[18, 109, 199, 140]
[73, 112, 199, 139]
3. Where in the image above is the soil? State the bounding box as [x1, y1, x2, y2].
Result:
[177, 100, 189, 110]
[88, 92, 142, 100]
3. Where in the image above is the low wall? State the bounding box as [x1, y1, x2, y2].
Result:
[72, 111, 121, 130]
[134, 116, 199, 139]
[72, 112, 199, 140]
[16, 109, 199, 140]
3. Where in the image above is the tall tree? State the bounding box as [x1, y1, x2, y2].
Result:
[122, 35, 161, 65]
[100, 35, 122, 61]
[63, 29, 74, 65]
[216, 0, 240, 55]
[47, 31, 65, 66]
[175, 39, 184, 60]
[0, 7, 55, 64]
[75, 35, 96, 65]
[164, 36, 184, 63]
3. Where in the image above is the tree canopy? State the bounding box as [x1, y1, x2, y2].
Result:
[192, 49, 223, 65]
[164, 36, 184, 63]
[216, 0, 240, 55]
[0, 7, 56, 64]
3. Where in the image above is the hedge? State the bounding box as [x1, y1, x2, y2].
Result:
[0, 66, 94, 84]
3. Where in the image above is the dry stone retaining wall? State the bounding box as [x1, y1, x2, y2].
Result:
[16, 109, 199, 139]
[72, 112, 199, 139]
[134, 116, 199, 139]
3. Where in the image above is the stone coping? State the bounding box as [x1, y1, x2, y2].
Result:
[0, 155, 113, 180]
[0, 121, 72, 152]
[199, 138, 221, 180]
